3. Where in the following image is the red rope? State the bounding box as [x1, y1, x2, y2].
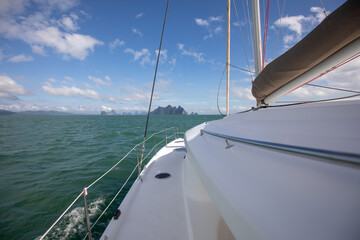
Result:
[262, 0, 270, 69]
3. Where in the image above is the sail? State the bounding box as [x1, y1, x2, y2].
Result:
[252, 0, 360, 102]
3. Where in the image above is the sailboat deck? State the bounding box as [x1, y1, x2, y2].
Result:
[101, 139, 190, 240]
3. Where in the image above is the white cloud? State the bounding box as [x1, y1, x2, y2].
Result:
[155, 49, 168, 63]
[88, 75, 110, 86]
[31, 45, 47, 55]
[136, 13, 144, 19]
[310, 7, 329, 23]
[0, 74, 27, 100]
[0, 2, 103, 60]
[169, 57, 176, 66]
[58, 14, 78, 31]
[287, 58, 360, 100]
[38, 0, 79, 12]
[57, 106, 68, 111]
[105, 76, 110, 81]
[109, 38, 125, 50]
[125, 48, 150, 65]
[177, 43, 205, 62]
[9, 54, 34, 62]
[132, 28, 143, 38]
[214, 26, 222, 34]
[42, 83, 101, 99]
[275, 15, 313, 36]
[102, 105, 112, 111]
[209, 16, 223, 22]
[64, 76, 74, 81]
[274, 6, 330, 48]
[118, 85, 160, 102]
[283, 34, 295, 44]
[48, 78, 57, 82]
[231, 86, 255, 101]
[107, 95, 117, 102]
[157, 79, 171, 89]
[195, 16, 223, 39]
[195, 18, 209, 27]
[0, 0, 28, 16]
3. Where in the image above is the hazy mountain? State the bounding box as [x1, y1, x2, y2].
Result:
[151, 105, 188, 115]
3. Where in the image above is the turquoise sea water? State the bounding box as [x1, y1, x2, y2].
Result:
[0, 115, 222, 239]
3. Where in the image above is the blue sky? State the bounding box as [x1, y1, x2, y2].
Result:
[1, 0, 357, 114]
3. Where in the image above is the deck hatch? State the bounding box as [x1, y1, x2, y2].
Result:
[155, 173, 171, 179]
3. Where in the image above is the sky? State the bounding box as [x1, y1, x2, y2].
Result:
[0, 0, 358, 114]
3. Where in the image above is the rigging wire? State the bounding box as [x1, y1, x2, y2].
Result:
[272, 0, 286, 58]
[306, 83, 360, 94]
[291, 53, 360, 93]
[319, 0, 328, 17]
[217, 65, 227, 116]
[271, 93, 360, 108]
[232, 0, 253, 79]
[244, 0, 255, 60]
[230, 64, 255, 73]
[140, 0, 170, 166]
[262, 0, 270, 68]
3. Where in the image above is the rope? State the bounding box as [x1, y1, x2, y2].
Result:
[262, 0, 270, 68]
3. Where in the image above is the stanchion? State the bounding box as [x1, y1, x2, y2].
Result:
[83, 188, 92, 240]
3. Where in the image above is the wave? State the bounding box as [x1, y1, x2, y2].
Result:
[40, 197, 105, 240]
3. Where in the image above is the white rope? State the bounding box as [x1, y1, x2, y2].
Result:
[39, 191, 83, 240]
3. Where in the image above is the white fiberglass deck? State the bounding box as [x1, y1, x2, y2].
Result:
[101, 138, 190, 240]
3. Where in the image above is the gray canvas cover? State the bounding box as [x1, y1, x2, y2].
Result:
[252, 0, 360, 101]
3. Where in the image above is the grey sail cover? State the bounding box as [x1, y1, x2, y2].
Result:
[252, 0, 360, 101]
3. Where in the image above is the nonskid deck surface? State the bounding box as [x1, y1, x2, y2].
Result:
[101, 138, 190, 240]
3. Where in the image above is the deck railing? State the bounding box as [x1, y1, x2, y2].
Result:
[39, 126, 183, 240]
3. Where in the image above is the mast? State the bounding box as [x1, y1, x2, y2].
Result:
[251, 0, 263, 77]
[226, 0, 230, 116]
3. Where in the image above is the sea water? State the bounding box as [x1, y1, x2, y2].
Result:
[0, 115, 222, 239]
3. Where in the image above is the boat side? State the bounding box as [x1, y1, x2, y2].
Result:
[185, 99, 360, 240]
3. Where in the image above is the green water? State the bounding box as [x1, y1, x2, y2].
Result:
[0, 115, 222, 239]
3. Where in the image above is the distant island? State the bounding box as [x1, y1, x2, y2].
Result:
[151, 105, 188, 115]
[101, 110, 117, 115]
[0, 109, 73, 116]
